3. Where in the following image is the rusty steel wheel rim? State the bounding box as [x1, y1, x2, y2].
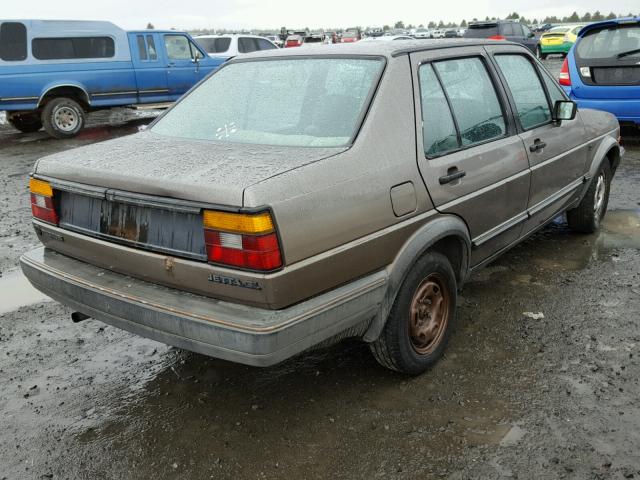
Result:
[409, 273, 450, 355]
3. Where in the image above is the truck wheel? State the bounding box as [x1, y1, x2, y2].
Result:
[9, 114, 43, 133]
[41, 97, 85, 139]
[567, 162, 611, 233]
[371, 251, 457, 375]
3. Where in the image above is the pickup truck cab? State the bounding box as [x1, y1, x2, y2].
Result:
[0, 20, 222, 138]
[21, 40, 622, 375]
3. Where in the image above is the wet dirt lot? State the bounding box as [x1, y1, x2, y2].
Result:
[2, 67, 640, 478]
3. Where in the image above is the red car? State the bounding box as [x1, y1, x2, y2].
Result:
[285, 35, 303, 47]
[341, 32, 359, 43]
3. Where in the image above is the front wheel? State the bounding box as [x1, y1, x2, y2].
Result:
[370, 252, 457, 375]
[8, 114, 42, 133]
[567, 162, 611, 233]
[41, 97, 85, 139]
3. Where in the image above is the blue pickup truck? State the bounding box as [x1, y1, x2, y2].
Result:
[0, 20, 223, 138]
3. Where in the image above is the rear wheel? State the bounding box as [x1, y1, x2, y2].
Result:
[370, 252, 457, 375]
[8, 114, 42, 133]
[567, 162, 611, 233]
[41, 97, 85, 139]
[536, 45, 547, 60]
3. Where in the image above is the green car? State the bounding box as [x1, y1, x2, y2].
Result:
[537, 24, 586, 58]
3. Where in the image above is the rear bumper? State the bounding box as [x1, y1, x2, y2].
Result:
[540, 42, 571, 54]
[20, 247, 387, 366]
[571, 95, 640, 124]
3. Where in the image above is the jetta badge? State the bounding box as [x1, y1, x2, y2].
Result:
[208, 274, 262, 290]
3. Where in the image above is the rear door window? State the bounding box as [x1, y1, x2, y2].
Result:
[136, 35, 148, 60]
[502, 23, 516, 36]
[146, 35, 158, 60]
[433, 57, 506, 148]
[257, 38, 277, 50]
[197, 37, 231, 54]
[495, 55, 552, 130]
[0, 22, 28, 61]
[238, 37, 259, 53]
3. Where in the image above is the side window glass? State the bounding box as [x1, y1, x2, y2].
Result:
[164, 35, 191, 60]
[0, 22, 28, 61]
[522, 25, 531, 37]
[513, 23, 524, 36]
[136, 35, 148, 60]
[189, 41, 204, 60]
[495, 55, 552, 130]
[238, 38, 258, 53]
[257, 39, 277, 50]
[146, 35, 157, 60]
[434, 57, 506, 147]
[541, 69, 567, 104]
[419, 64, 459, 157]
[502, 24, 515, 36]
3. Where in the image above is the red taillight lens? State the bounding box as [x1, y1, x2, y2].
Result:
[559, 57, 571, 86]
[488, 35, 506, 40]
[202, 210, 282, 271]
[29, 179, 59, 225]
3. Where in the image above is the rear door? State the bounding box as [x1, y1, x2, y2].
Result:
[410, 47, 531, 265]
[129, 32, 170, 103]
[162, 33, 208, 100]
[572, 21, 640, 101]
[487, 45, 588, 233]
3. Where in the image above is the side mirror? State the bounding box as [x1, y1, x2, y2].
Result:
[553, 100, 577, 122]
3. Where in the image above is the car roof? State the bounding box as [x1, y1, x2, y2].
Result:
[238, 38, 519, 60]
[195, 34, 269, 39]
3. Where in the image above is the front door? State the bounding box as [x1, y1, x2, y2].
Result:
[162, 34, 207, 100]
[487, 45, 589, 233]
[410, 47, 531, 266]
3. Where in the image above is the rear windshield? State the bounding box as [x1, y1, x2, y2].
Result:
[152, 58, 384, 147]
[197, 37, 231, 54]
[464, 24, 498, 38]
[547, 27, 570, 34]
[576, 24, 640, 59]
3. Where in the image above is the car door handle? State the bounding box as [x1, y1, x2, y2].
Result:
[529, 139, 547, 152]
[439, 168, 466, 185]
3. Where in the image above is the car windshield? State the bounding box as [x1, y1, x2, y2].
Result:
[197, 37, 231, 54]
[152, 58, 384, 147]
[576, 24, 640, 59]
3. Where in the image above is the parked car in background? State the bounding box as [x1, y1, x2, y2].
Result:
[0, 20, 220, 138]
[21, 40, 621, 375]
[457, 28, 467, 36]
[412, 28, 432, 38]
[285, 34, 304, 47]
[464, 20, 537, 52]
[537, 24, 586, 58]
[360, 35, 414, 42]
[560, 17, 640, 127]
[195, 34, 277, 60]
[444, 29, 459, 38]
[340, 31, 360, 43]
[303, 33, 324, 45]
[265, 35, 283, 48]
[535, 23, 555, 33]
[431, 29, 445, 38]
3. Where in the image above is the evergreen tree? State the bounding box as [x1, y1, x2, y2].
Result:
[146, 22, 154, 29]
[592, 11, 604, 21]
[568, 11, 580, 22]
[394, 21, 405, 29]
[605, 12, 617, 20]
[582, 12, 592, 22]
[461, 19, 468, 27]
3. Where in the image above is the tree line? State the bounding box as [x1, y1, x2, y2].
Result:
[387, 11, 637, 30]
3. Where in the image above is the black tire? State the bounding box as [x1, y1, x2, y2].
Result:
[41, 97, 85, 139]
[370, 251, 457, 375]
[536, 45, 547, 60]
[567, 162, 611, 233]
[8, 114, 42, 133]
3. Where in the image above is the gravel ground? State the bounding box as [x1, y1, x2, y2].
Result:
[1, 63, 640, 479]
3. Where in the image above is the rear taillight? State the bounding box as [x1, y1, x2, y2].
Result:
[202, 210, 282, 271]
[559, 57, 571, 86]
[29, 178, 58, 225]
[488, 35, 506, 40]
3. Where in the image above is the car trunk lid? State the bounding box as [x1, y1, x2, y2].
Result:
[34, 131, 346, 206]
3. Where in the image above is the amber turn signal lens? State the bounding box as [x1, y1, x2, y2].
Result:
[29, 178, 53, 197]
[202, 210, 275, 235]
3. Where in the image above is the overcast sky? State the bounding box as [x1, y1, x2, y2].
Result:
[3, 0, 638, 30]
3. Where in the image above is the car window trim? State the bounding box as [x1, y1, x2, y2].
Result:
[490, 51, 556, 133]
[417, 53, 512, 160]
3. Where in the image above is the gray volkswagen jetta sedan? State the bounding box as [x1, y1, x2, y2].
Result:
[21, 40, 622, 375]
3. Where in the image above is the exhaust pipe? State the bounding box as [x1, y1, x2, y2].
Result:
[71, 312, 91, 323]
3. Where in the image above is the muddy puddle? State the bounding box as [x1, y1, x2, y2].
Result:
[0, 269, 51, 315]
